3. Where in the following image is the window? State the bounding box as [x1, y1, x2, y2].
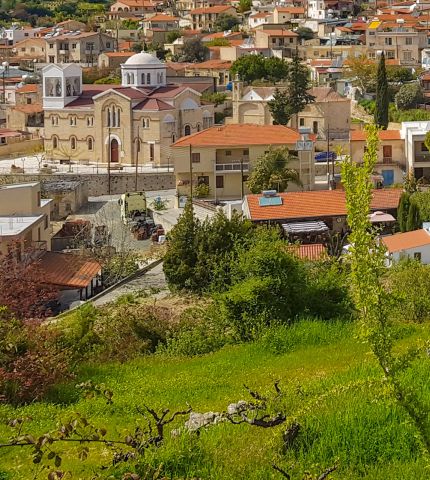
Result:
[191, 152, 200, 163]
[216, 175, 224, 188]
[37, 191, 41, 206]
[149, 143, 154, 162]
[172, 133, 176, 143]
[198, 175, 209, 186]
[196, 123, 201, 132]
[184, 125, 191, 136]
[422, 142, 429, 152]
[51, 115, 58, 126]
[44, 214, 49, 230]
[72, 43, 77, 49]
[49, 44, 53, 49]
[70, 137, 76, 150]
[243, 149, 249, 156]
[87, 137, 94, 151]
[147, 73, 151, 84]
[313, 121, 318, 134]
[405, 37, 412, 45]
[225, 150, 232, 156]
[414, 252, 422, 261]
[52, 136, 58, 149]
[143, 118, 150, 128]
[106, 42, 111, 48]
[386, 51, 395, 59]
[141, 73, 145, 84]
[49, 56, 54, 63]
[403, 51, 412, 61]
[65, 202, 72, 213]
[385, 37, 392, 45]
[70, 116, 77, 126]
[299, 118, 305, 126]
[87, 116, 94, 127]
[26, 98, 31, 104]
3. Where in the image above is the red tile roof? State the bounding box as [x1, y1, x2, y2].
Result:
[186, 59, 232, 70]
[134, 97, 174, 110]
[38, 252, 101, 289]
[246, 189, 402, 221]
[173, 124, 304, 148]
[350, 130, 401, 141]
[275, 7, 305, 13]
[286, 243, 328, 260]
[382, 229, 430, 253]
[191, 5, 234, 14]
[16, 84, 38, 93]
[145, 14, 179, 21]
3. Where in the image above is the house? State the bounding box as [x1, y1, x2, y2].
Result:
[190, 5, 237, 31]
[42, 52, 214, 167]
[228, 81, 351, 146]
[109, 0, 161, 16]
[13, 38, 46, 61]
[141, 14, 180, 38]
[0, 182, 52, 256]
[185, 59, 232, 89]
[0, 26, 42, 46]
[349, 130, 405, 186]
[254, 26, 298, 58]
[41, 180, 88, 220]
[98, 51, 134, 69]
[44, 31, 115, 66]
[248, 12, 273, 29]
[6, 83, 43, 134]
[298, 42, 366, 61]
[243, 188, 402, 233]
[273, 6, 306, 24]
[401, 121, 430, 180]
[0, 129, 39, 158]
[382, 229, 430, 264]
[172, 124, 316, 202]
[307, 0, 354, 19]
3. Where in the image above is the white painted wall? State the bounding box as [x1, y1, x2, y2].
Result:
[392, 244, 430, 264]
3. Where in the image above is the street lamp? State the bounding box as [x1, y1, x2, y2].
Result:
[1, 61, 8, 104]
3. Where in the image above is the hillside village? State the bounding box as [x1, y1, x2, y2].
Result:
[0, 0, 430, 479]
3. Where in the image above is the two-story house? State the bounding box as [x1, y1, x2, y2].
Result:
[273, 6, 305, 24]
[44, 31, 115, 66]
[254, 25, 298, 58]
[190, 5, 237, 31]
[0, 182, 52, 256]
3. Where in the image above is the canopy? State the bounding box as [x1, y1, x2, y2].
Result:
[369, 211, 396, 223]
[282, 221, 329, 234]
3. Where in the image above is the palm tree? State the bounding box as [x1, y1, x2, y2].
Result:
[247, 146, 302, 194]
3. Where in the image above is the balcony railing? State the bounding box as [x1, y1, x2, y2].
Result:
[415, 153, 430, 163]
[383, 157, 393, 164]
[215, 162, 249, 172]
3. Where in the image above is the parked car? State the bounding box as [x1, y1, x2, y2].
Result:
[315, 151, 337, 162]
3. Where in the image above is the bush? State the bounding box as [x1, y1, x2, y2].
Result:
[0, 309, 72, 405]
[395, 83, 424, 110]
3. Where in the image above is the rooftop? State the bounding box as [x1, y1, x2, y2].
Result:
[382, 229, 430, 253]
[245, 189, 402, 221]
[350, 130, 402, 141]
[38, 251, 101, 289]
[173, 124, 304, 148]
[190, 5, 233, 14]
[0, 215, 43, 237]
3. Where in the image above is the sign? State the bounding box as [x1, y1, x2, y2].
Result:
[295, 140, 313, 151]
[178, 195, 188, 208]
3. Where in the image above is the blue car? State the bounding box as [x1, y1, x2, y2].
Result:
[315, 151, 337, 162]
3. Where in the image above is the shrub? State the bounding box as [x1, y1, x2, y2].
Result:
[395, 83, 424, 110]
[0, 310, 72, 405]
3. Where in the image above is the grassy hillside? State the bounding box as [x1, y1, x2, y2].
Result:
[0, 319, 429, 479]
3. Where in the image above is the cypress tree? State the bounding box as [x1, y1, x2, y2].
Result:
[397, 192, 410, 232]
[406, 200, 421, 232]
[374, 52, 389, 129]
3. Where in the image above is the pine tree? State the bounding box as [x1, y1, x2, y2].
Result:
[268, 54, 314, 126]
[397, 192, 410, 232]
[406, 200, 421, 232]
[374, 52, 389, 129]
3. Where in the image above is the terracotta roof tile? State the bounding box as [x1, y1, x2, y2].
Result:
[275, 7, 305, 13]
[246, 189, 402, 221]
[186, 59, 232, 69]
[16, 84, 38, 93]
[173, 124, 303, 148]
[350, 130, 401, 141]
[145, 14, 179, 22]
[38, 252, 101, 289]
[286, 243, 328, 260]
[134, 98, 174, 110]
[191, 5, 234, 14]
[104, 52, 134, 58]
[382, 229, 430, 253]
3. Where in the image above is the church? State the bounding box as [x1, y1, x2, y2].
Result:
[42, 51, 214, 167]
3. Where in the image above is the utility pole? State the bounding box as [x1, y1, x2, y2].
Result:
[135, 125, 139, 192]
[108, 126, 111, 195]
[326, 124, 331, 190]
[240, 157, 244, 200]
[189, 143, 193, 201]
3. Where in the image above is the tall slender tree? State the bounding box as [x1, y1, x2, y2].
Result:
[374, 52, 389, 129]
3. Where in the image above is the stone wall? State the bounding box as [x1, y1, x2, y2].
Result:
[0, 172, 175, 196]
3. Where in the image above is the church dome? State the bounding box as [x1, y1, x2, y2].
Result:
[125, 51, 163, 66]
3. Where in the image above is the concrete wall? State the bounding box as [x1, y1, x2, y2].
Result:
[0, 139, 43, 159]
[0, 172, 175, 196]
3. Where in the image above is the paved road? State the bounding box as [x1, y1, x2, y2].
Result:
[92, 262, 168, 307]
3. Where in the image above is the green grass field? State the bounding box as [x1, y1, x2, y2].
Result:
[0, 319, 429, 479]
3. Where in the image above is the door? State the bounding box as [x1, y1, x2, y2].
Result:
[382, 145, 392, 162]
[110, 138, 119, 163]
[382, 170, 394, 186]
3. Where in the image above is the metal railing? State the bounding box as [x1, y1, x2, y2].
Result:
[215, 162, 249, 172]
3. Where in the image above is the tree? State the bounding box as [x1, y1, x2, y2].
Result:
[238, 0, 252, 13]
[397, 192, 410, 232]
[247, 146, 302, 194]
[386, 66, 415, 83]
[181, 38, 209, 62]
[268, 55, 314, 126]
[404, 168, 418, 194]
[214, 13, 240, 32]
[295, 27, 314, 41]
[406, 200, 421, 231]
[166, 30, 182, 44]
[265, 57, 289, 83]
[374, 52, 389, 129]
[345, 54, 377, 94]
[0, 248, 58, 319]
[230, 54, 265, 83]
[395, 83, 424, 110]
[163, 202, 199, 291]
[342, 123, 430, 454]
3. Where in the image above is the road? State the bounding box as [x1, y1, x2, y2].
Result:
[92, 262, 167, 307]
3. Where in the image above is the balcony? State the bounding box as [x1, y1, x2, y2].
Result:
[215, 162, 249, 172]
[415, 153, 430, 164]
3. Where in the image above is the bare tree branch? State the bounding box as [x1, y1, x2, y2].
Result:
[317, 465, 337, 480]
[272, 464, 291, 479]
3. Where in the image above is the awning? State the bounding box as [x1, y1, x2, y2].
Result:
[282, 221, 329, 234]
[369, 211, 396, 223]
